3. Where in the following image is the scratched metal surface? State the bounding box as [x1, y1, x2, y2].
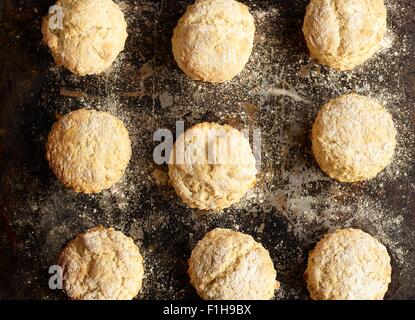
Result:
[0, 0, 414, 300]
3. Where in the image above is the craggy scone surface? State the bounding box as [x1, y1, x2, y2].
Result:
[302, 0, 386, 71]
[188, 228, 278, 300]
[46, 108, 132, 194]
[59, 226, 144, 300]
[172, 0, 256, 83]
[305, 228, 391, 300]
[41, 0, 128, 75]
[312, 93, 397, 182]
[168, 122, 257, 211]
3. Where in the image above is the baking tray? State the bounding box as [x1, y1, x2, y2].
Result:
[0, 0, 414, 299]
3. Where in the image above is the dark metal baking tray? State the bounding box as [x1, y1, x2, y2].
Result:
[0, 0, 414, 299]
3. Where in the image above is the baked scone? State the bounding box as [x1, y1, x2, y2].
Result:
[312, 93, 396, 182]
[302, 0, 387, 71]
[168, 122, 257, 211]
[172, 0, 255, 83]
[46, 109, 131, 193]
[188, 228, 279, 300]
[304, 228, 392, 300]
[42, 0, 128, 75]
[59, 226, 144, 300]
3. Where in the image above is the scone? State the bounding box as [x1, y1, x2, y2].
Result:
[46, 109, 131, 193]
[172, 0, 256, 83]
[168, 122, 257, 211]
[304, 228, 392, 300]
[59, 226, 144, 300]
[312, 93, 396, 182]
[302, 0, 387, 71]
[42, 0, 128, 75]
[188, 228, 279, 300]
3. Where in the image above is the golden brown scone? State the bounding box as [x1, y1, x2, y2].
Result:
[172, 0, 255, 83]
[42, 0, 128, 75]
[168, 122, 257, 211]
[188, 228, 279, 300]
[305, 228, 392, 300]
[59, 226, 144, 300]
[46, 109, 131, 194]
[302, 0, 386, 71]
[312, 93, 396, 182]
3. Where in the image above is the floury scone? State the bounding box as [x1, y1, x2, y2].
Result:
[42, 0, 128, 75]
[312, 93, 396, 182]
[168, 122, 257, 211]
[188, 228, 279, 300]
[46, 109, 131, 193]
[59, 226, 144, 300]
[305, 228, 392, 300]
[303, 0, 387, 70]
[172, 0, 255, 83]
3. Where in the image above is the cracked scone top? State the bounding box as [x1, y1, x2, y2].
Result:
[312, 93, 396, 182]
[172, 0, 255, 83]
[302, 0, 386, 70]
[168, 122, 257, 211]
[305, 228, 391, 300]
[59, 226, 144, 300]
[188, 228, 279, 300]
[46, 109, 131, 193]
[42, 0, 128, 75]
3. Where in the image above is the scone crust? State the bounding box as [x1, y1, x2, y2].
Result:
[59, 225, 144, 300]
[42, 0, 128, 75]
[188, 228, 279, 300]
[305, 228, 392, 300]
[302, 0, 386, 70]
[46, 109, 132, 194]
[312, 93, 396, 182]
[172, 0, 255, 83]
[168, 122, 257, 211]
